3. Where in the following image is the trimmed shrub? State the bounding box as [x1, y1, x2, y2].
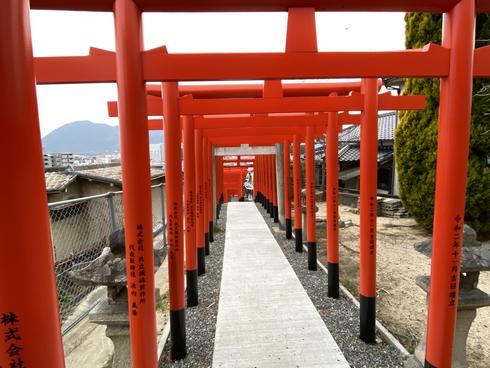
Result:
[395, 13, 490, 239]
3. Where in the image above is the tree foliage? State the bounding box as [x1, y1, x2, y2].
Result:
[396, 13, 490, 239]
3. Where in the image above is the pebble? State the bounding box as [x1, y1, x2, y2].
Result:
[257, 203, 406, 368]
[160, 202, 406, 368]
[159, 205, 227, 368]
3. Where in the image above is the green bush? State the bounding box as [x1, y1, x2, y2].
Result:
[396, 13, 490, 240]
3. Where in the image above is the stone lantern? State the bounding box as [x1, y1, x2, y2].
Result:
[413, 225, 490, 368]
[70, 229, 165, 368]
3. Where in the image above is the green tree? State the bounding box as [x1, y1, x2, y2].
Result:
[396, 13, 490, 239]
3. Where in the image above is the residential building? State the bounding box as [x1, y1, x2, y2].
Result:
[338, 111, 398, 195]
[317, 111, 399, 196]
[150, 143, 165, 166]
[45, 163, 165, 203]
[43, 152, 74, 168]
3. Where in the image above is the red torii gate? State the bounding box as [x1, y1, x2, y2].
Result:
[169, 81, 424, 325]
[2, 1, 489, 368]
[142, 84, 423, 348]
[222, 166, 249, 201]
[222, 157, 255, 165]
[133, 102, 338, 302]
[109, 66, 422, 302]
[109, 81, 380, 271]
[200, 111, 360, 238]
[142, 97, 335, 362]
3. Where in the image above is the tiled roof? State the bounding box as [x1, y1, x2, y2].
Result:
[338, 145, 393, 163]
[45, 172, 77, 193]
[75, 166, 164, 185]
[338, 111, 397, 143]
[338, 145, 359, 162]
[337, 125, 359, 143]
[45, 165, 164, 192]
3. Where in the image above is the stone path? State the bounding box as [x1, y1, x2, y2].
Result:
[212, 202, 349, 368]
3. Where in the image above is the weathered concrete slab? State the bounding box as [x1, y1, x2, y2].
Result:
[213, 202, 349, 368]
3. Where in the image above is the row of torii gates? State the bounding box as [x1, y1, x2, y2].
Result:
[2, 1, 490, 368]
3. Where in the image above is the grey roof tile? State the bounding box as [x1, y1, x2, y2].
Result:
[337, 145, 393, 163]
[338, 111, 397, 143]
[75, 166, 164, 185]
[45, 165, 164, 192]
[45, 172, 77, 193]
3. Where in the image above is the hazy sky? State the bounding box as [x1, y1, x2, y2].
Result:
[30, 11, 406, 137]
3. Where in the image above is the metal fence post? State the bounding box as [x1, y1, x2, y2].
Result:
[107, 192, 117, 233]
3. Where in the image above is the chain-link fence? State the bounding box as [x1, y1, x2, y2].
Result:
[48, 184, 166, 333]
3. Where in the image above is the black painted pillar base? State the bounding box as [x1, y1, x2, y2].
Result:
[273, 206, 279, 223]
[307, 242, 317, 271]
[186, 269, 198, 307]
[269, 202, 274, 218]
[170, 309, 187, 361]
[209, 221, 214, 242]
[204, 233, 210, 255]
[424, 360, 437, 368]
[327, 262, 339, 299]
[360, 295, 376, 343]
[197, 247, 206, 275]
[266, 199, 271, 213]
[294, 229, 303, 252]
[285, 218, 292, 239]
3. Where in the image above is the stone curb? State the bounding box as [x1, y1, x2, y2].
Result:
[287, 226, 411, 359]
[303, 243, 411, 358]
[157, 319, 171, 361]
[157, 215, 412, 363]
[157, 273, 188, 361]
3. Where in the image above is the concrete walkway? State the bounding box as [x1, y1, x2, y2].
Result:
[213, 202, 349, 368]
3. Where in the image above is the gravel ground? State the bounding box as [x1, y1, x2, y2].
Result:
[256, 203, 406, 368]
[159, 204, 227, 368]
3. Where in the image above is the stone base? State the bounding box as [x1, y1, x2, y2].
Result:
[89, 289, 160, 368]
[106, 325, 131, 368]
[415, 303, 477, 368]
[404, 355, 423, 368]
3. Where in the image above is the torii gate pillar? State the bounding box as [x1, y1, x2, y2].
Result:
[114, 1, 159, 366]
[293, 135, 303, 252]
[284, 139, 293, 239]
[327, 110, 340, 299]
[212, 146, 217, 224]
[426, 1, 476, 367]
[195, 129, 206, 275]
[183, 115, 198, 307]
[162, 81, 186, 360]
[275, 144, 286, 228]
[359, 78, 379, 343]
[305, 126, 317, 271]
[0, 1, 65, 367]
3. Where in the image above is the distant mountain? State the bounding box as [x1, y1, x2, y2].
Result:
[42, 121, 163, 154]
